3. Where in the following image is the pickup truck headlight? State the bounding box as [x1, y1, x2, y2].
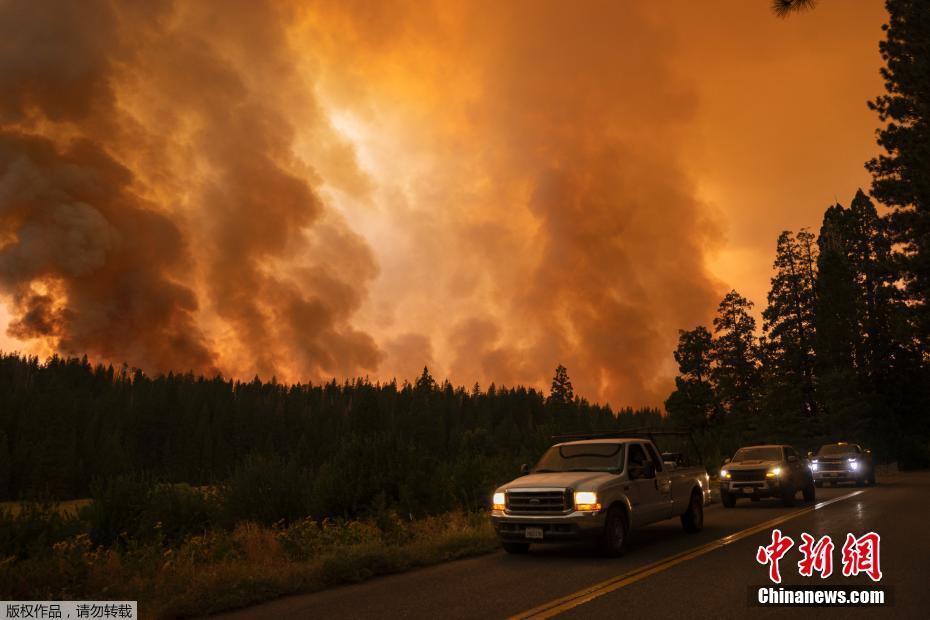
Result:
[766, 467, 782, 478]
[720, 469, 731, 479]
[810, 463, 818, 471]
[574, 491, 600, 511]
[848, 460, 859, 471]
[492, 492, 506, 511]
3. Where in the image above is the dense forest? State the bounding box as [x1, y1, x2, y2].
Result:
[667, 0, 930, 465]
[0, 355, 668, 511]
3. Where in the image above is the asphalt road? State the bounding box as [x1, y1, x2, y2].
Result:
[216, 472, 930, 619]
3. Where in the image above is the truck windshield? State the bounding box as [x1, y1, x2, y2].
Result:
[534, 443, 625, 473]
[818, 444, 856, 456]
[731, 447, 782, 462]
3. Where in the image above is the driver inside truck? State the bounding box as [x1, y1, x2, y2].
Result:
[628, 443, 647, 478]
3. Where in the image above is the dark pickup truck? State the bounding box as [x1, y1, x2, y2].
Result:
[719, 444, 816, 507]
[810, 442, 875, 487]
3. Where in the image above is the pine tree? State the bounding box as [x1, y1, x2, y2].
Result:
[547, 364, 574, 405]
[866, 0, 930, 353]
[816, 203, 869, 436]
[711, 291, 759, 426]
[665, 327, 716, 429]
[763, 230, 818, 420]
[415, 366, 435, 391]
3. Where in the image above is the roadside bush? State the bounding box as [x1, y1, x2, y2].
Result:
[82, 475, 220, 547]
[139, 484, 218, 545]
[221, 454, 313, 526]
[0, 502, 83, 560]
[82, 475, 153, 547]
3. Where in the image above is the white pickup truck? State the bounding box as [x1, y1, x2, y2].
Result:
[490, 432, 711, 555]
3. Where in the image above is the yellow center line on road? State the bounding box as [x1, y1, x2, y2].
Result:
[508, 489, 868, 620]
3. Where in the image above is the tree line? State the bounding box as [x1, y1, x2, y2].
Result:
[0, 355, 668, 512]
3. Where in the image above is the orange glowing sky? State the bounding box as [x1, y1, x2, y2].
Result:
[0, 0, 887, 406]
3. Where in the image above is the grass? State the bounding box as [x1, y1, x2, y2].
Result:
[0, 510, 499, 619]
[0, 499, 92, 517]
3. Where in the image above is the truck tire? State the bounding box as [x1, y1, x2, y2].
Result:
[721, 489, 736, 508]
[600, 505, 629, 556]
[680, 490, 704, 533]
[502, 542, 530, 554]
[802, 480, 816, 502]
[781, 485, 796, 507]
[868, 469, 876, 485]
[814, 480, 823, 488]
[856, 476, 865, 487]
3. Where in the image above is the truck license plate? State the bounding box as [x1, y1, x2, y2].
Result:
[742, 487, 754, 493]
[525, 527, 543, 540]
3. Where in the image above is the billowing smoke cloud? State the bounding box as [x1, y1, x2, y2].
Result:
[298, 1, 723, 404]
[0, 0, 380, 380]
[0, 0, 756, 404]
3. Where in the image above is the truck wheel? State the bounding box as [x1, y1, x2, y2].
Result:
[814, 480, 823, 488]
[868, 469, 876, 485]
[600, 506, 629, 556]
[781, 485, 796, 507]
[502, 542, 530, 554]
[721, 490, 736, 508]
[681, 490, 704, 533]
[856, 476, 865, 487]
[802, 480, 816, 502]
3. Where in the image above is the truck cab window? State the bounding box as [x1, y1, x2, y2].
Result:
[628, 444, 648, 479]
[645, 443, 664, 472]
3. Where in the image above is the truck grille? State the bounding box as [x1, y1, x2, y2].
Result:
[818, 459, 848, 471]
[730, 469, 767, 482]
[506, 489, 571, 514]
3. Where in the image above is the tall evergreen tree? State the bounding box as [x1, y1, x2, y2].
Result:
[866, 0, 930, 354]
[547, 364, 574, 404]
[763, 230, 819, 421]
[711, 291, 759, 427]
[665, 327, 716, 429]
[816, 203, 869, 436]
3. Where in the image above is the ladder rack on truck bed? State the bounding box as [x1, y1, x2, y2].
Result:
[550, 428, 705, 467]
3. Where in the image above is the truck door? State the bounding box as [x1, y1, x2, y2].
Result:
[626, 442, 667, 526]
[645, 442, 674, 518]
[785, 446, 805, 488]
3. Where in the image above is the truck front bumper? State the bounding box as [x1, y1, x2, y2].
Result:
[720, 479, 786, 498]
[813, 470, 863, 483]
[490, 510, 606, 543]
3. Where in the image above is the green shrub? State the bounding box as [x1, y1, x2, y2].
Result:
[82, 476, 220, 547]
[81, 475, 153, 547]
[221, 455, 312, 526]
[0, 502, 83, 560]
[139, 484, 218, 545]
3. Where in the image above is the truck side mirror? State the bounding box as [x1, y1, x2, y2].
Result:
[520, 463, 530, 476]
[807, 451, 814, 458]
[642, 461, 656, 479]
[723, 457, 731, 465]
